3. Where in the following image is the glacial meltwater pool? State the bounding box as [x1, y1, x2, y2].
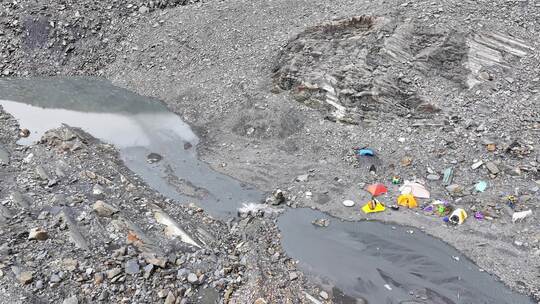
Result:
[0, 78, 533, 304]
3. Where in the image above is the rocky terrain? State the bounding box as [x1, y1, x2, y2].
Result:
[0, 109, 320, 303]
[1, 0, 540, 302]
[0, 0, 205, 77]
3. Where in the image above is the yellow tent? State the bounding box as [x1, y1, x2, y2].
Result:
[397, 194, 417, 208]
[362, 200, 386, 214]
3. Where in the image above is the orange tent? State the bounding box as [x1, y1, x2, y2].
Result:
[366, 183, 387, 197]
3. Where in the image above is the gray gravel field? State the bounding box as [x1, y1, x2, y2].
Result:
[1, 0, 539, 302]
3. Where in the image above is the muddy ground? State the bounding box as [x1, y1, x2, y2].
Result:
[1, 0, 540, 302]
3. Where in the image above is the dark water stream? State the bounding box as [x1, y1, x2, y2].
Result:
[0, 78, 533, 304]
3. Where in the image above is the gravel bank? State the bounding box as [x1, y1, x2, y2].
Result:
[1, 0, 539, 301]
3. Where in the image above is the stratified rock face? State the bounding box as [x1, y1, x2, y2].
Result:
[273, 16, 532, 123]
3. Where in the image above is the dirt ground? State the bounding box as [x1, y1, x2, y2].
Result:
[1, 0, 540, 302]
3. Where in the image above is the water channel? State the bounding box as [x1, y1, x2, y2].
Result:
[0, 77, 533, 304]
